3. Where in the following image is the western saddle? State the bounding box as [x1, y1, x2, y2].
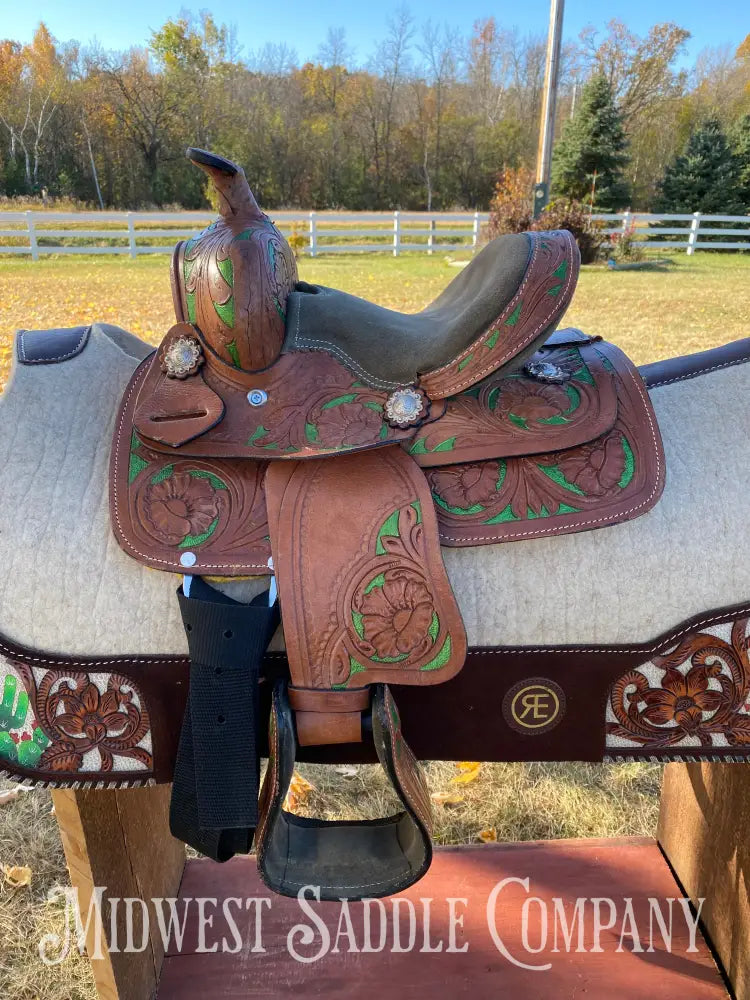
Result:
[109, 148, 665, 899]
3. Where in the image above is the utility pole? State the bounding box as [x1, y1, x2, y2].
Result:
[533, 0, 565, 217]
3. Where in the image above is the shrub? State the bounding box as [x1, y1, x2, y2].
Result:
[609, 221, 646, 263]
[485, 167, 534, 239]
[531, 198, 605, 264]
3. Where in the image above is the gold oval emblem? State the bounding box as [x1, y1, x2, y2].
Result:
[503, 679, 565, 735]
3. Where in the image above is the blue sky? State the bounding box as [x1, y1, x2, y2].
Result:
[4, 1, 747, 66]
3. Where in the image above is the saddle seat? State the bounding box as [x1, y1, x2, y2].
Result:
[285, 232, 537, 389]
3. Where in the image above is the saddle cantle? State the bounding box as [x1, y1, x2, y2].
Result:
[105, 147, 664, 899]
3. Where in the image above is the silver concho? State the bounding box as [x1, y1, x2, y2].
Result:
[384, 386, 427, 428]
[162, 336, 204, 379]
[523, 360, 569, 384]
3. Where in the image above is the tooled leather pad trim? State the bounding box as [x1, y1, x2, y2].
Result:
[16, 326, 91, 365]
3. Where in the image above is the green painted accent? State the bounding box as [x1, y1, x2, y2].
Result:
[332, 657, 367, 690]
[487, 387, 500, 411]
[548, 283, 563, 297]
[150, 464, 174, 485]
[558, 503, 580, 514]
[322, 394, 358, 409]
[619, 436, 635, 488]
[364, 401, 383, 412]
[378, 424, 389, 440]
[128, 452, 149, 485]
[262, 442, 281, 450]
[564, 384, 582, 410]
[433, 494, 485, 516]
[460, 386, 482, 399]
[274, 298, 286, 322]
[0, 733, 17, 761]
[247, 425, 268, 445]
[552, 260, 568, 280]
[457, 353, 474, 372]
[408, 436, 456, 456]
[486, 329, 500, 350]
[0, 675, 28, 734]
[496, 460, 507, 490]
[305, 423, 319, 443]
[505, 302, 522, 326]
[363, 572, 386, 595]
[600, 355, 616, 373]
[421, 634, 452, 672]
[16, 728, 49, 768]
[508, 413, 527, 429]
[483, 504, 521, 524]
[189, 470, 228, 490]
[371, 651, 410, 664]
[539, 463, 586, 495]
[412, 500, 422, 524]
[213, 298, 235, 329]
[538, 415, 569, 425]
[186, 291, 197, 324]
[428, 612, 440, 644]
[352, 610, 365, 640]
[376, 509, 401, 554]
[217, 255, 233, 288]
[226, 340, 242, 368]
[179, 516, 219, 549]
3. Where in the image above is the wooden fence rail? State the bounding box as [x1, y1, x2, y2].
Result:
[0, 210, 748, 259]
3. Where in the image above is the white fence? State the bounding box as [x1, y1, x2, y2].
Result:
[0, 210, 487, 260]
[0, 209, 748, 259]
[593, 212, 750, 255]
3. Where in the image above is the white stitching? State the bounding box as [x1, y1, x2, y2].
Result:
[0, 640, 183, 667]
[112, 363, 269, 573]
[434, 231, 577, 395]
[17, 326, 91, 364]
[438, 343, 662, 544]
[646, 355, 750, 388]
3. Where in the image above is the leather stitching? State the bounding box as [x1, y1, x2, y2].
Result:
[646, 355, 750, 388]
[438, 346, 661, 543]
[17, 326, 91, 365]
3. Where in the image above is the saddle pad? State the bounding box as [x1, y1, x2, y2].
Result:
[111, 335, 664, 576]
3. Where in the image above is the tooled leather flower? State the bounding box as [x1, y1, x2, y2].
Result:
[556, 432, 625, 496]
[358, 571, 435, 659]
[144, 473, 219, 544]
[54, 684, 127, 746]
[315, 401, 383, 448]
[430, 463, 499, 509]
[640, 667, 723, 731]
[498, 381, 570, 421]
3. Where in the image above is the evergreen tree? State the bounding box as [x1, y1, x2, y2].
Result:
[730, 114, 750, 211]
[656, 117, 744, 214]
[551, 74, 630, 211]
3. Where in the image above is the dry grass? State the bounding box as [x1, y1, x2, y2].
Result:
[0, 248, 742, 997]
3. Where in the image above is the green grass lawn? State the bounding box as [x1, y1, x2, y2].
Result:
[1, 252, 749, 384]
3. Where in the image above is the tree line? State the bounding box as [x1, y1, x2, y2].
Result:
[0, 13, 749, 211]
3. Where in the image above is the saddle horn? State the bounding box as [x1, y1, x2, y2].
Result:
[169, 147, 298, 371]
[186, 147, 264, 222]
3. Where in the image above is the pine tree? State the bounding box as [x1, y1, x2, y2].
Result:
[656, 117, 744, 214]
[551, 74, 630, 211]
[730, 114, 750, 211]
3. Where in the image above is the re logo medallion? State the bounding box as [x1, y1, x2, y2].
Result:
[503, 678, 566, 735]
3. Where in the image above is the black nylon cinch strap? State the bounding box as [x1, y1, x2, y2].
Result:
[170, 578, 280, 862]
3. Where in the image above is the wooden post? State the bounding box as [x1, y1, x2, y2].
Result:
[472, 211, 480, 254]
[26, 211, 39, 261]
[126, 213, 137, 259]
[658, 763, 750, 1000]
[308, 211, 317, 257]
[393, 210, 400, 257]
[687, 211, 701, 256]
[52, 785, 185, 1000]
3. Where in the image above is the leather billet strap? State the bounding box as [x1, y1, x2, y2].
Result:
[170, 577, 279, 862]
[256, 682, 433, 900]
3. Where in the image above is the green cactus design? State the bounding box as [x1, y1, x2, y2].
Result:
[17, 728, 49, 768]
[0, 731, 18, 762]
[0, 675, 29, 733]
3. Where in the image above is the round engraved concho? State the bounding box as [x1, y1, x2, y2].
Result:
[161, 336, 204, 379]
[384, 386, 429, 428]
[523, 359, 569, 384]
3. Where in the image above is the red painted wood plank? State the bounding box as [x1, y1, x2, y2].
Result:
[157, 838, 728, 999]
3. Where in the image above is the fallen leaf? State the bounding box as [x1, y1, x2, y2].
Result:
[3, 864, 32, 887]
[334, 766, 359, 778]
[430, 791, 465, 806]
[478, 828, 497, 843]
[284, 770, 316, 811]
[452, 762, 482, 784]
